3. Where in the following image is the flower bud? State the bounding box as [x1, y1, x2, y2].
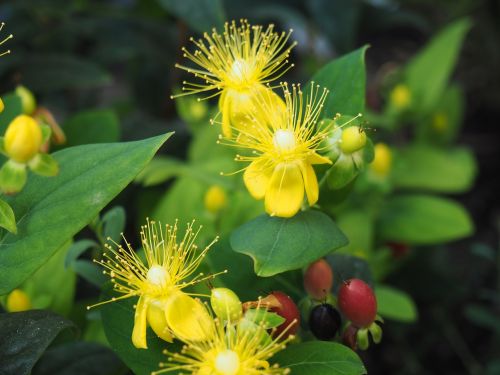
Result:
[4, 115, 42, 163]
[6, 289, 31, 312]
[340, 126, 367, 154]
[211, 287, 242, 322]
[390, 84, 411, 110]
[370, 143, 392, 177]
[204, 185, 228, 214]
[15, 85, 37, 115]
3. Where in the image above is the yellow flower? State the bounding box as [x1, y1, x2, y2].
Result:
[153, 305, 294, 375]
[4, 115, 43, 163]
[370, 143, 392, 177]
[173, 20, 296, 138]
[390, 84, 411, 110]
[6, 289, 31, 312]
[220, 83, 331, 218]
[89, 219, 223, 349]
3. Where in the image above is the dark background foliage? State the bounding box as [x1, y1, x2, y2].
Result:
[1, 0, 499, 374]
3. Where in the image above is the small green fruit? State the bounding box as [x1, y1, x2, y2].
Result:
[210, 287, 243, 322]
[340, 126, 366, 154]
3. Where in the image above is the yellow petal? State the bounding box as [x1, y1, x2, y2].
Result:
[299, 161, 319, 205]
[221, 92, 232, 138]
[308, 152, 332, 165]
[243, 158, 274, 200]
[265, 162, 304, 218]
[146, 297, 174, 343]
[132, 295, 149, 349]
[165, 292, 214, 341]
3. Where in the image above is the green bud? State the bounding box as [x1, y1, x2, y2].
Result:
[15, 85, 37, 115]
[210, 287, 242, 322]
[0, 159, 27, 194]
[340, 126, 367, 154]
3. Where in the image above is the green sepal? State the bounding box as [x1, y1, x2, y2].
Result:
[40, 124, 52, 144]
[244, 308, 285, 329]
[0, 160, 27, 194]
[0, 198, 17, 234]
[368, 322, 383, 344]
[237, 317, 273, 346]
[28, 153, 59, 176]
[327, 153, 357, 190]
[356, 328, 369, 350]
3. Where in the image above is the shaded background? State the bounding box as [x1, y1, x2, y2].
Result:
[1, 0, 499, 374]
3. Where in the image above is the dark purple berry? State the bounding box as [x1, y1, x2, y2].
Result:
[309, 303, 341, 341]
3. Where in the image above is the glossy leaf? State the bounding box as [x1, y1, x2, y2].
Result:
[0, 198, 16, 233]
[231, 210, 348, 276]
[0, 133, 173, 294]
[272, 341, 366, 375]
[405, 18, 471, 111]
[392, 146, 476, 193]
[102, 206, 126, 243]
[307, 46, 368, 117]
[0, 310, 75, 375]
[378, 194, 473, 245]
[375, 284, 418, 323]
[32, 341, 123, 375]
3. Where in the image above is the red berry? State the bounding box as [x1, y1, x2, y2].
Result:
[304, 259, 333, 300]
[387, 242, 410, 258]
[261, 291, 300, 338]
[338, 279, 377, 328]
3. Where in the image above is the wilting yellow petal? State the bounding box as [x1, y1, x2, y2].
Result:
[299, 161, 319, 205]
[165, 292, 214, 341]
[307, 151, 332, 165]
[265, 162, 304, 218]
[132, 295, 149, 349]
[147, 297, 174, 343]
[243, 158, 274, 200]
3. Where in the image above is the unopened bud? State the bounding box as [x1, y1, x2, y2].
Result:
[4, 115, 42, 163]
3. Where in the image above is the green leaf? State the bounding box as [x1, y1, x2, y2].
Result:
[392, 146, 476, 193]
[102, 206, 126, 243]
[0, 133, 173, 295]
[0, 198, 16, 233]
[244, 308, 285, 329]
[0, 93, 23, 130]
[158, 0, 225, 33]
[25, 242, 76, 316]
[378, 194, 474, 245]
[230, 210, 348, 276]
[19, 55, 112, 92]
[32, 342, 123, 375]
[100, 288, 180, 375]
[135, 156, 185, 187]
[29, 153, 59, 176]
[272, 341, 366, 375]
[308, 46, 368, 117]
[0, 310, 76, 375]
[375, 284, 418, 323]
[336, 210, 374, 258]
[65, 239, 99, 268]
[62, 109, 121, 147]
[405, 18, 471, 111]
[72, 260, 107, 288]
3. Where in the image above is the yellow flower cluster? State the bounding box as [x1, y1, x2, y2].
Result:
[174, 20, 337, 218]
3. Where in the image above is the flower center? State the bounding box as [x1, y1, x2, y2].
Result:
[228, 58, 253, 87]
[146, 265, 169, 288]
[214, 350, 240, 375]
[273, 129, 296, 152]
